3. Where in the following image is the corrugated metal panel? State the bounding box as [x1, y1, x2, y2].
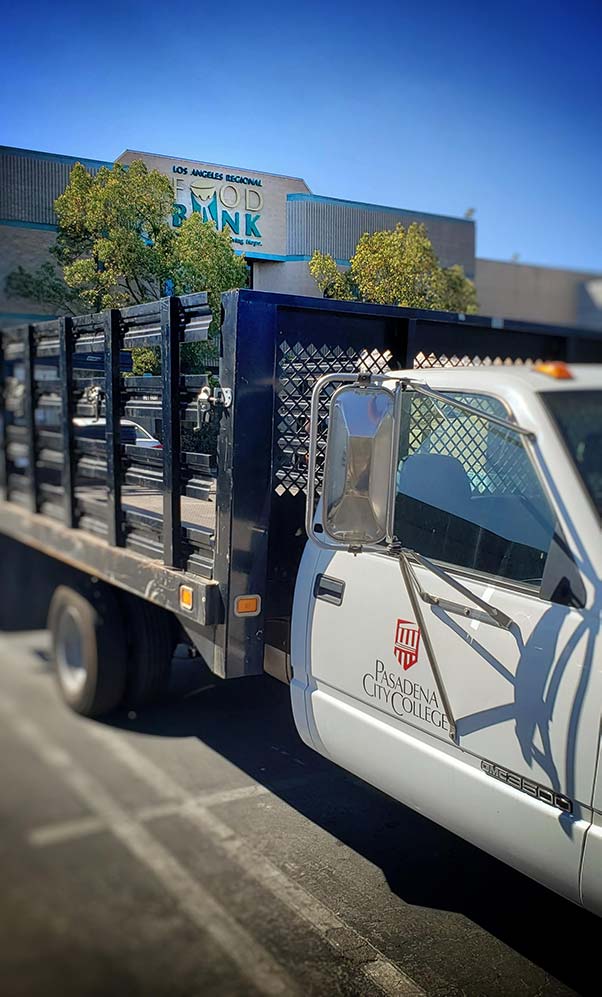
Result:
[0, 152, 105, 225]
[287, 199, 475, 277]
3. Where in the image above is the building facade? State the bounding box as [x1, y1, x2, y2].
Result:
[1, 144, 600, 329]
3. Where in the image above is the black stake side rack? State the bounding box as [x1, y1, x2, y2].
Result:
[0, 293, 223, 635]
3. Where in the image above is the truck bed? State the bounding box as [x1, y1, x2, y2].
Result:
[77, 482, 217, 532]
[0, 294, 220, 634]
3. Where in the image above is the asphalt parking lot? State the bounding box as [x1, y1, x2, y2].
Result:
[0, 628, 598, 997]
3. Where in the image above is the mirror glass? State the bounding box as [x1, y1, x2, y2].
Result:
[323, 385, 395, 545]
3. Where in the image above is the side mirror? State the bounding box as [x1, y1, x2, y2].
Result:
[321, 383, 398, 546]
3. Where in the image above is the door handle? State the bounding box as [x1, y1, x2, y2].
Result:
[314, 574, 345, 606]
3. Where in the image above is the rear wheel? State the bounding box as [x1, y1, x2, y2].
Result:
[123, 595, 177, 706]
[48, 584, 127, 717]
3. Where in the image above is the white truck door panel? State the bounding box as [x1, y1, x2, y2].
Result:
[292, 377, 602, 911]
[403, 564, 599, 809]
[291, 543, 597, 909]
[297, 547, 599, 809]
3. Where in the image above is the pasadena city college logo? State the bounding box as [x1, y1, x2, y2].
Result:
[394, 619, 421, 670]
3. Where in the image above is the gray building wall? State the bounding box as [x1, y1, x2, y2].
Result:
[287, 194, 476, 278]
[576, 277, 602, 330]
[0, 146, 112, 325]
[475, 258, 602, 328]
[252, 259, 321, 297]
[0, 226, 58, 324]
[0, 146, 110, 226]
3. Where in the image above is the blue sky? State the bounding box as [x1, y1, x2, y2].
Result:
[2, 0, 601, 271]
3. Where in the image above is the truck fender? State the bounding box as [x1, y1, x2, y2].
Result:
[290, 536, 325, 753]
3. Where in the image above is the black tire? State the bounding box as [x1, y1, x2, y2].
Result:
[48, 584, 127, 717]
[123, 595, 177, 706]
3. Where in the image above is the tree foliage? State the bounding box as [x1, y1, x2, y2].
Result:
[5, 261, 87, 315]
[10, 161, 178, 313]
[5, 160, 247, 319]
[309, 223, 478, 313]
[173, 212, 248, 331]
[5, 160, 249, 373]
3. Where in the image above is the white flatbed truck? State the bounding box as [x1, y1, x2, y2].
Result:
[0, 291, 600, 914]
[294, 360, 602, 916]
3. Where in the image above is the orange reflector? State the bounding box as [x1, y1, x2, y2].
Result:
[234, 594, 261, 617]
[179, 585, 194, 611]
[533, 361, 573, 380]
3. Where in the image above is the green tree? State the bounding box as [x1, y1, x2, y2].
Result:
[7, 161, 176, 313]
[5, 160, 249, 374]
[5, 261, 87, 315]
[172, 212, 249, 373]
[309, 222, 478, 313]
[440, 263, 478, 314]
[57, 160, 177, 311]
[306, 252, 354, 302]
[173, 212, 248, 332]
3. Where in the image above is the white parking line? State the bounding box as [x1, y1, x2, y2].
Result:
[29, 784, 272, 847]
[84, 721, 427, 997]
[0, 704, 298, 997]
[30, 814, 106, 847]
[365, 960, 426, 996]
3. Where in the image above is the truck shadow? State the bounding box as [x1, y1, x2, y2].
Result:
[105, 656, 599, 996]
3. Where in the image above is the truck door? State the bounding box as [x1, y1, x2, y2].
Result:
[292, 386, 601, 906]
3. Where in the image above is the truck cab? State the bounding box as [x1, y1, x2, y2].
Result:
[292, 362, 602, 914]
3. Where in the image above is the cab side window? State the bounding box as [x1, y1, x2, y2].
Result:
[394, 392, 558, 589]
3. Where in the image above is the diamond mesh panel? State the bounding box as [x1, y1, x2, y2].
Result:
[403, 392, 535, 496]
[275, 342, 546, 499]
[275, 341, 394, 496]
[413, 352, 542, 369]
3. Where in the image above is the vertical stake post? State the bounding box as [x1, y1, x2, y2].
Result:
[0, 331, 7, 502]
[160, 296, 182, 567]
[104, 309, 123, 546]
[58, 316, 76, 528]
[23, 324, 39, 513]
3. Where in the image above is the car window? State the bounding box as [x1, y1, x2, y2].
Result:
[75, 423, 138, 444]
[75, 423, 106, 440]
[394, 391, 558, 589]
[133, 425, 152, 440]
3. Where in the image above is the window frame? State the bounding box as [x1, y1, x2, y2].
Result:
[539, 388, 602, 524]
[391, 386, 574, 602]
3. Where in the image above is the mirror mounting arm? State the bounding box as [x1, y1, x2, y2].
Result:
[405, 549, 514, 631]
[398, 378, 536, 440]
[397, 550, 458, 744]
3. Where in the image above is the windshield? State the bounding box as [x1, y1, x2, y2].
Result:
[394, 390, 559, 587]
[541, 390, 602, 519]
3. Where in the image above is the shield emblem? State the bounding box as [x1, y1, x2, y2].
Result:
[394, 619, 421, 670]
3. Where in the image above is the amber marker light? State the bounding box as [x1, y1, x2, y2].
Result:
[533, 361, 573, 380]
[234, 595, 261, 617]
[179, 585, 194, 611]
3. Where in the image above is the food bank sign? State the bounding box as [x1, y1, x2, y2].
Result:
[117, 150, 311, 258]
[171, 164, 265, 249]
